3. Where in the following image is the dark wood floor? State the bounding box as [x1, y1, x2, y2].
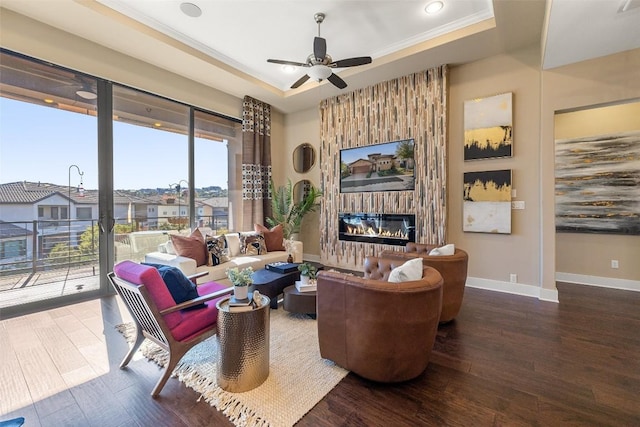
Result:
[1, 282, 639, 426]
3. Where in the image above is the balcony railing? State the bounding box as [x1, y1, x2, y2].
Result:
[0, 215, 228, 309]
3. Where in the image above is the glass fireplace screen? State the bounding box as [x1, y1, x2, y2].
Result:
[338, 213, 415, 246]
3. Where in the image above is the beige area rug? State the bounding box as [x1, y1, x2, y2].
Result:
[117, 310, 348, 427]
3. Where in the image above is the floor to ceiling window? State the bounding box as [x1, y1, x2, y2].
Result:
[194, 109, 242, 233]
[0, 51, 100, 313]
[0, 49, 241, 317]
[112, 85, 190, 263]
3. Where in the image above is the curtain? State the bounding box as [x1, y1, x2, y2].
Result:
[241, 96, 272, 230]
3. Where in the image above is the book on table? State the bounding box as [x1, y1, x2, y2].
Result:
[265, 262, 299, 274]
[228, 303, 254, 312]
[295, 280, 317, 292]
[228, 294, 253, 307]
[227, 295, 254, 312]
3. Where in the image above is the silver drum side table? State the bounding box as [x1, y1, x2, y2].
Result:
[215, 295, 270, 393]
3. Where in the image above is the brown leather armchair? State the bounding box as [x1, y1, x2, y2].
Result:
[316, 256, 443, 382]
[381, 243, 468, 323]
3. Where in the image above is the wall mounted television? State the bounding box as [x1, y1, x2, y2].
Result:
[339, 139, 415, 193]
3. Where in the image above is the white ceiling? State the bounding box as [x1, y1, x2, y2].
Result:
[1, 0, 639, 113]
[95, 0, 496, 91]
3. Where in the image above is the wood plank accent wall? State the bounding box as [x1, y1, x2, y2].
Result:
[319, 66, 448, 269]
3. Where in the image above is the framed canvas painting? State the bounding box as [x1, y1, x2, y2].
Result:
[463, 169, 512, 234]
[555, 100, 640, 235]
[464, 93, 513, 161]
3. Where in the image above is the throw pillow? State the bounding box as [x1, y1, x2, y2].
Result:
[388, 258, 423, 283]
[240, 231, 268, 255]
[205, 235, 229, 266]
[170, 229, 207, 267]
[429, 243, 455, 256]
[225, 233, 241, 257]
[142, 263, 205, 310]
[254, 223, 285, 251]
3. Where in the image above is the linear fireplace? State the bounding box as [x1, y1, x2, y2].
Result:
[338, 213, 415, 246]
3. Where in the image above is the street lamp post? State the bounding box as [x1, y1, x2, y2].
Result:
[169, 180, 189, 230]
[68, 164, 84, 268]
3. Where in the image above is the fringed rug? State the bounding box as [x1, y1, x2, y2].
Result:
[116, 310, 348, 427]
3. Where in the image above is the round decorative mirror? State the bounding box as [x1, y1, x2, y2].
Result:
[293, 180, 312, 204]
[293, 143, 316, 173]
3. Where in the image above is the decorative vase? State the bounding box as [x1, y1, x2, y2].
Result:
[287, 253, 294, 263]
[300, 275, 309, 285]
[234, 285, 248, 300]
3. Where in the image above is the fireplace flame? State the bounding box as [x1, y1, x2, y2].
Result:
[346, 224, 408, 240]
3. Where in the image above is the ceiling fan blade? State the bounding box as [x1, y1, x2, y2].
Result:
[314, 37, 327, 61]
[291, 74, 311, 89]
[327, 73, 347, 89]
[330, 56, 372, 68]
[267, 59, 308, 67]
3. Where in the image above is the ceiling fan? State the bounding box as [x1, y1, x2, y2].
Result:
[267, 12, 372, 90]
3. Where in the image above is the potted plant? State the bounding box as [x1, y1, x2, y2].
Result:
[267, 179, 322, 240]
[297, 262, 317, 285]
[226, 266, 253, 300]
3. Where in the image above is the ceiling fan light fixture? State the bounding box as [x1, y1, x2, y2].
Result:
[425, 1, 444, 15]
[308, 65, 332, 81]
[76, 89, 97, 100]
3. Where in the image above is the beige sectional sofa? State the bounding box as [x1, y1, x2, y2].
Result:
[144, 231, 303, 285]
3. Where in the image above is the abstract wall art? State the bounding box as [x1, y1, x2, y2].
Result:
[555, 129, 640, 235]
[464, 93, 513, 161]
[463, 169, 512, 234]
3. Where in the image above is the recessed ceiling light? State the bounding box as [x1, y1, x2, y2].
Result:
[154, 122, 162, 127]
[44, 98, 54, 104]
[180, 2, 202, 18]
[424, 1, 444, 15]
[76, 90, 97, 100]
[281, 65, 296, 74]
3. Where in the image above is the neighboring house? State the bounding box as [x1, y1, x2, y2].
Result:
[348, 158, 375, 175]
[0, 181, 96, 257]
[113, 191, 161, 230]
[199, 197, 229, 229]
[0, 182, 161, 261]
[347, 153, 398, 175]
[0, 220, 32, 268]
[367, 153, 396, 172]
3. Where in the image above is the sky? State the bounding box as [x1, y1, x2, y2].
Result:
[0, 98, 229, 191]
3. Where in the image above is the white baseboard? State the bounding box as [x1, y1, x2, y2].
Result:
[539, 287, 560, 302]
[555, 272, 640, 292]
[466, 277, 559, 303]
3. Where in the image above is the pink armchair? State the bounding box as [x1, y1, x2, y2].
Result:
[108, 260, 232, 396]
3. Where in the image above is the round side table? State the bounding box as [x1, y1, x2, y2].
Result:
[283, 285, 317, 318]
[215, 295, 270, 393]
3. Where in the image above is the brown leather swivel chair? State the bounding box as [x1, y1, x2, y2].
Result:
[316, 256, 443, 382]
[382, 243, 468, 323]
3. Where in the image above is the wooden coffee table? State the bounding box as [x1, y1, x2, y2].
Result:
[283, 285, 317, 317]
